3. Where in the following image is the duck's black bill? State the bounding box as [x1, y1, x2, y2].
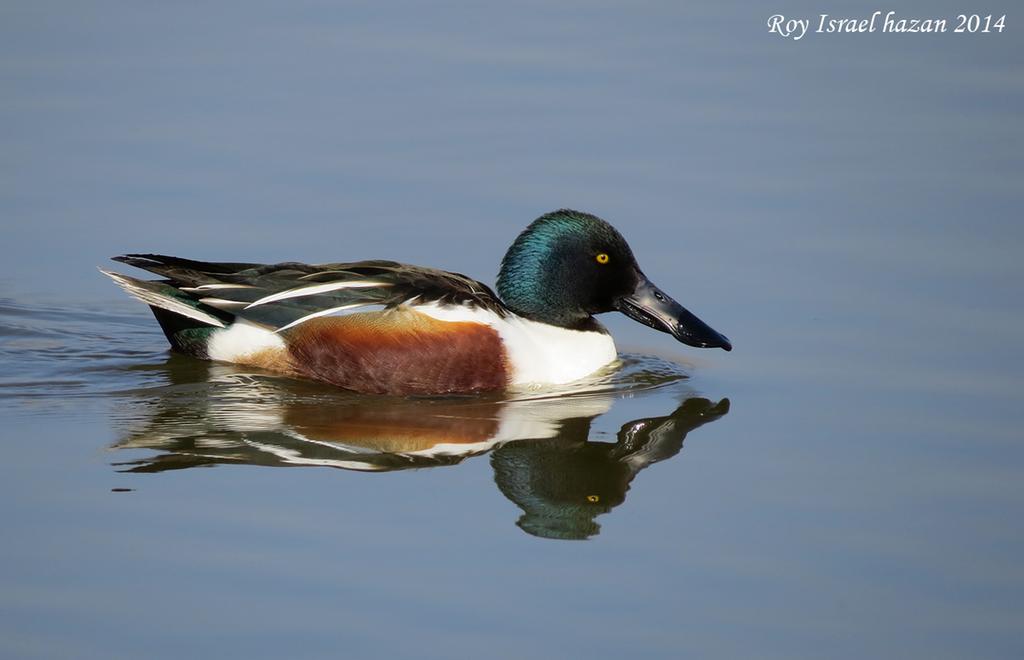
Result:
[615, 276, 732, 351]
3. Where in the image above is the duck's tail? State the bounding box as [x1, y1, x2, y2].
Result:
[100, 268, 233, 356]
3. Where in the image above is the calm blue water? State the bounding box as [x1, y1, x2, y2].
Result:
[2, 2, 1022, 658]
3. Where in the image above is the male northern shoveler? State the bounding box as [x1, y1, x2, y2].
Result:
[102, 209, 731, 395]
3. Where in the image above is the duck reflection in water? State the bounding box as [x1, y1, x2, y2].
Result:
[491, 396, 728, 539]
[113, 355, 729, 539]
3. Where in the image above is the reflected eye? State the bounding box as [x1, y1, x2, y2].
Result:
[595, 253, 610, 265]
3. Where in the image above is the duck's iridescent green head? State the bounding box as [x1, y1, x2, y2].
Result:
[497, 209, 731, 351]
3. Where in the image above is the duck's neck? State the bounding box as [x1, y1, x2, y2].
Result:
[497, 287, 604, 333]
[494, 272, 579, 327]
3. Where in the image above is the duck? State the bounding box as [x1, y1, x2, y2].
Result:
[102, 209, 731, 395]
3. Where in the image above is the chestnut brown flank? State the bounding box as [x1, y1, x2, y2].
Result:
[283, 310, 509, 395]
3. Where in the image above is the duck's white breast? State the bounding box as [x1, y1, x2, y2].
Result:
[412, 303, 618, 387]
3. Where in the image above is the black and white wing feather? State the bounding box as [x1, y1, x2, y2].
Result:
[110, 254, 508, 331]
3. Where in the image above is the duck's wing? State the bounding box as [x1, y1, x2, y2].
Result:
[110, 254, 509, 331]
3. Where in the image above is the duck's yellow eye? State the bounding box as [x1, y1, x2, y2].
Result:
[586, 495, 600, 503]
[596, 253, 610, 265]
